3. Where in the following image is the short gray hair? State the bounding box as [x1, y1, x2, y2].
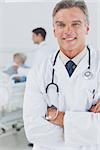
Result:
[13, 53, 27, 64]
[53, 0, 89, 24]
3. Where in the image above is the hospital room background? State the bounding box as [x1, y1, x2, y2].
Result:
[0, 0, 100, 149]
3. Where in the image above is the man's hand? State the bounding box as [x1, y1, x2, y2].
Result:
[47, 107, 65, 128]
[89, 100, 100, 113]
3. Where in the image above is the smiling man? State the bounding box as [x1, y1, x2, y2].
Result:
[53, 3, 89, 58]
[23, 1, 100, 150]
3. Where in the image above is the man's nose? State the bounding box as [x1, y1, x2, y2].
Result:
[64, 25, 74, 35]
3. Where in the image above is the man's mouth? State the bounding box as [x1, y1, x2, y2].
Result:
[63, 37, 77, 41]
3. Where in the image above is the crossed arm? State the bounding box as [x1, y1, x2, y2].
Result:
[47, 100, 100, 127]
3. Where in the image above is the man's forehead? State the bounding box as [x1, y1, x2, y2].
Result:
[53, 7, 86, 20]
[53, 10, 86, 25]
[32, 33, 37, 36]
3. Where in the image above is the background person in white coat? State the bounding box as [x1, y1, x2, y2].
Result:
[32, 27, 55, 65]
[23, 0, 100, 150]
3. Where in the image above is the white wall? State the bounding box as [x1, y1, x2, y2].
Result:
[0, 2, 58, 68]
[0, 2, 58, 49]
[0, 0, 100, 68]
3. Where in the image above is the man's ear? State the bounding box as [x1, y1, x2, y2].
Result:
[86, 25, 90, 35]
[53, 29, 56, 37]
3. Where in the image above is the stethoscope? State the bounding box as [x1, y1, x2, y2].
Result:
[45, 46, 93, 95]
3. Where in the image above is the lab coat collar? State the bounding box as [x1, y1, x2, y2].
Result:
[38, 41, 46, 48]
[51, 47, 95, 97]
[50, 45, 97, 87]
[53, 50, 89, 80]
[59, 46, 87, 66]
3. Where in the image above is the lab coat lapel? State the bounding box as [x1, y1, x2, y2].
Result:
[70, 50, 89, 79]
[72, 47, 97, 79]
[54, 50, 89, 81]
[52, 48, 96, 96]
[54, 55, 70, 92]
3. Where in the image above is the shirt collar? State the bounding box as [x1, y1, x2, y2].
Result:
[38, 41, 46, 48]
[59, 46, 87, 66]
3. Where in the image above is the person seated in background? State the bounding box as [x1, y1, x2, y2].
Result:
[4, 53, 29, 83]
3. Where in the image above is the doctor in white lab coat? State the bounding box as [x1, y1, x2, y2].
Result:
[32, 27, 55, 65]
[23, 0, 100, 150]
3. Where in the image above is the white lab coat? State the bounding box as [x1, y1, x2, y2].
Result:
[23, 46, 100, 150]
[32, 41, 56, 66]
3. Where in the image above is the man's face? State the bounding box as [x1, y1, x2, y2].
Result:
[14, 57, 22, 66]
[32, 33, 40, 44]
[53, 7, 89, 54]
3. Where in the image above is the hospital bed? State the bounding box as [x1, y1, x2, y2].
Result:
[0, 109, 23, 135]
[0, 75, 26, 136]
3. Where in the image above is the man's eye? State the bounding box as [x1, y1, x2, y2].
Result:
[72, 23, 81, 27]
[57, 23, 65, 27]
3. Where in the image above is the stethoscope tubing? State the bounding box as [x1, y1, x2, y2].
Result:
[45, 45, 91, 94]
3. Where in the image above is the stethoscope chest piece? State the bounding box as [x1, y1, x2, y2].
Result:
[83, 69, 93, 80]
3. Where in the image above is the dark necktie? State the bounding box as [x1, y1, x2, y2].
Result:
[65, 60, 77, 77]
